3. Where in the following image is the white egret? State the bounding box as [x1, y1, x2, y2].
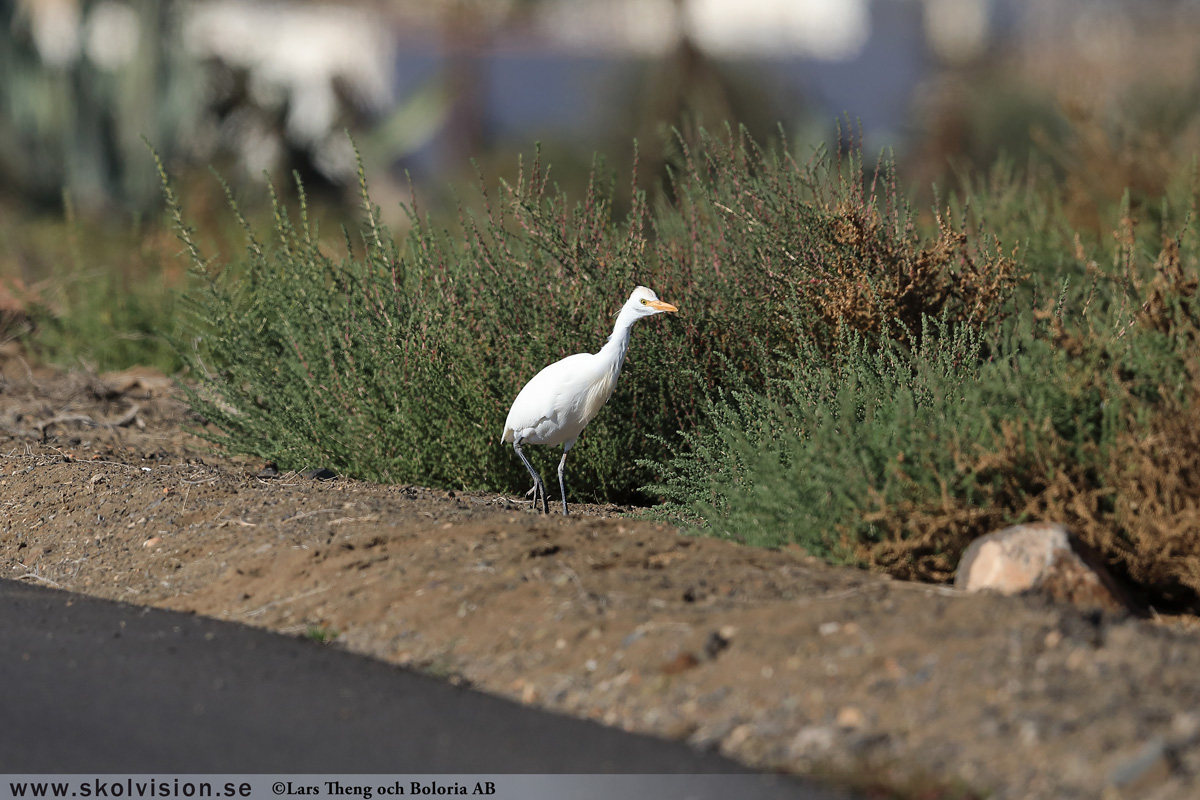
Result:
[502, 286, 679, 515]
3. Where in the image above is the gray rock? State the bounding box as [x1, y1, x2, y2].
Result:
[788, 725, 837, 759]
[1108, 737, 1171, 791]
[955, 522, 1133, 611]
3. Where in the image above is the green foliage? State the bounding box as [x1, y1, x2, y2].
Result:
[164, 127, 1016, 500]
[304, 625, 339, 644]
[156, 121, 1200, 605]
[0, 195, 183, 373]
[28, 275, 180, 374]
[649, 159, 1200, 597]
[647, 314, 1122, 555]
[28, 243, 182, 373]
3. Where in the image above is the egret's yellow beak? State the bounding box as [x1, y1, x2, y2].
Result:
[648, 300, 678, 313]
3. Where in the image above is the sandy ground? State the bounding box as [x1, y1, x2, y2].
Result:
[3, 355, 1200, 799]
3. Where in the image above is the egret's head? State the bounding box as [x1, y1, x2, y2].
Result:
[627, 286, 678, 317]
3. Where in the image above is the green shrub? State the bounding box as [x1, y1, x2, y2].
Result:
[161, 127, 1020, 500]
[157, 121, 1200, 606]
[0, 196, 183, 373]
[28, 266, 181, 374]
[646, 313, 1123, 560]
[648, 172, 1200, 605]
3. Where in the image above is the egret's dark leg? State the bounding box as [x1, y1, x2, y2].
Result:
[513, 440, 548, 513]
[557, 450, 569, 516]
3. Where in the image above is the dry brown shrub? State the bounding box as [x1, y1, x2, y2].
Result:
[851, 208, 1200, 610]
[1101, 385, 1200, 602]
[1136, 234, 1200, 335]
[1035, 98, 1178, 235]
[854, 371, 1200, 609]
[0, 276, 45, 342]
[857, 377, 1200, 611]
[851, 416, 1200, 611]
[857, 420, 1099, 585]
[809, 197, 1023, 350]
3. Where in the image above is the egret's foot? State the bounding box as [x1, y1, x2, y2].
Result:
[526, 481, 548, 514]
[514, 485, 547, 512]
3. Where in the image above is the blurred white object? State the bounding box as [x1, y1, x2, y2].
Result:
[685, 0, 870, 60]
[539, 0, 681, 56]
[540, 0, 869, 60]
[923, 0, 990, 64]
[85, 1, 141, 71]
[184, 0, 394, 177]
[21, 0, 82, 67]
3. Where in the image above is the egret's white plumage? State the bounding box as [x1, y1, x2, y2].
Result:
[502, 286, 678, 515]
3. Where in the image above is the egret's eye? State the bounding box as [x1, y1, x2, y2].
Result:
[640, 299, 648, 305]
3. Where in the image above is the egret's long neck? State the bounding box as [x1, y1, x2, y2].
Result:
[597, 304, 640, 377]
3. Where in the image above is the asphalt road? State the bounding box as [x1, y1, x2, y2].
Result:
[0, 579, 850, 799]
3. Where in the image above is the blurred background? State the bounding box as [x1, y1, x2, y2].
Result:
[5, 0, 1200, 368]
[6, 0, 1200, 213]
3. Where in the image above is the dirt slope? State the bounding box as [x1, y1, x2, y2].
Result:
[3, 357, 1200, 799]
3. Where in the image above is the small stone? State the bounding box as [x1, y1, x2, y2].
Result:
[689, 719, 737, 750]
[1171, 711, 1200, 741]
[141, 536, 162, 549]
[1108, 738, 1172, 791]
[836, 706, 866, 730]
[789, 725, 836, 758]
[724, 723, 755, 749]
[620, 629, 645, 648]
[646, 551, 685, 569]
[703, 630, 730, 659]
[1065, 648, 1088, 672]
[98, 367, 173, 396]
[954, 522, 1133, 611]
[301, 467, 337, 480]
[661, 652, 700, 675]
